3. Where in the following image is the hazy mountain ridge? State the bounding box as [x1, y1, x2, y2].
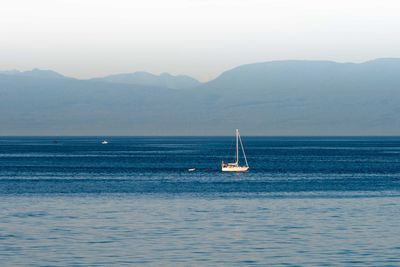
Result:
[0, 69, 201, 89]
[91, 71, 201, 90]
[0, 68, 66, 79]
[1, 58, 400, 135]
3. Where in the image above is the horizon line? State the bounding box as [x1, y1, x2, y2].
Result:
[1, 135, 400, 138]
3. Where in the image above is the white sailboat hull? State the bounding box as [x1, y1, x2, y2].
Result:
[221, 165, 249, 172]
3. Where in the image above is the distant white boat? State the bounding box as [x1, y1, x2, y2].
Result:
[101, 140, 108, 145]
[188, 168, 196, 172]
[221, 129, 249, 172]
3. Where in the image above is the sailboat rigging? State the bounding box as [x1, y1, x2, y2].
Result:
[221, 129, 249, 172]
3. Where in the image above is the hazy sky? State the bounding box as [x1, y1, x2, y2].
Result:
[1, 0, 400, 81]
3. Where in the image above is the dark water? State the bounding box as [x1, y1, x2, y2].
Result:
[1, 137, 400, 266]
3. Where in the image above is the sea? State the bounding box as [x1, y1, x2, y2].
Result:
[0, 136, 400, 266]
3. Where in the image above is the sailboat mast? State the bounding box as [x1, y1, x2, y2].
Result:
[236, 129, 239, 164]
[239, 132, 249, 167]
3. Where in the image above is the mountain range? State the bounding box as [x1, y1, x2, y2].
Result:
[1, 58, 400, 135]
[91, 72, 201, 90]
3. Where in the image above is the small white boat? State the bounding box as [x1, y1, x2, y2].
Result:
[188, 168, 196, 172]
[222, 129, 249, 172]
[101, 140, 108, 145]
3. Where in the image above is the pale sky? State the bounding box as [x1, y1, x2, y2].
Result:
[1, 0, 400, 81]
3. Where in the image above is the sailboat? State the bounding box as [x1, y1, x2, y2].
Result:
[221, 129, 249, 172]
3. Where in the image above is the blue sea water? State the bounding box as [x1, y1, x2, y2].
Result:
[0, 137, 400, 266]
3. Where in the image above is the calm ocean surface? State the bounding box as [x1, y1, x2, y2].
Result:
[1, 137, 400, 266]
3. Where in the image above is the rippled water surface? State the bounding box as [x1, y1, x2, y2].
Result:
[1, 137, 400, 266]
